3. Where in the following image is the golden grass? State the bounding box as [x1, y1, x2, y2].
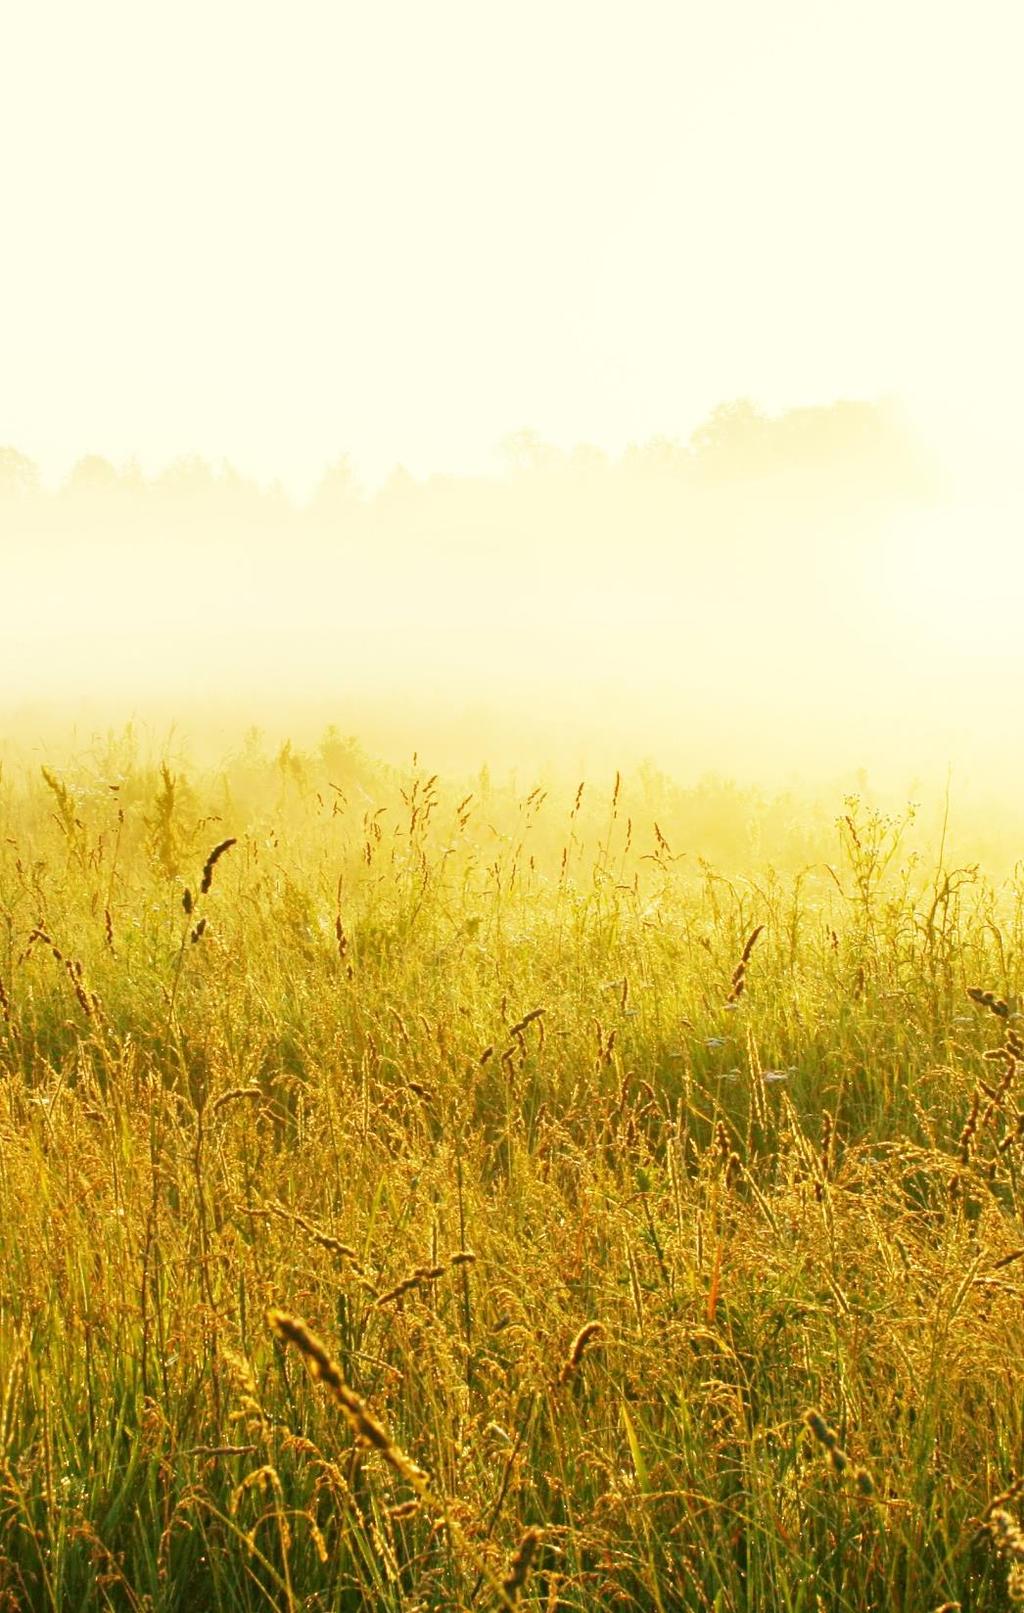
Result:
[1, 737, 1024, 1608]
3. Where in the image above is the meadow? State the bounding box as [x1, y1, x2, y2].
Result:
[1, 728, 1023, 1610]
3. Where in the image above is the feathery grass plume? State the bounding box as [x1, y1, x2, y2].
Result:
[267, 1309, 430, 1491]
[39, 937, 101, 1024]
[40, 765, 77, 833]
[972, 993, 1024, 1140]
[727, 923, 764, 1003]
[987, 1507, 1024, 1602]
[804, 1408, 846, 1470]
[374, 1253, 473, 1306]
[182, 887, 193, 915]
[508, 1007, 546, 1039]
[991, 1249, 1024, 1272]
[0, 973, 10, 1022]
[999, 1111, 1024, 1155]
[713, 1119, 741, 1182]
[805, 1410, 837, 1450]
[20, 924, 53, 961]
[66, 957, 95, 1020]
[264, 1203, 363, 1269]
[211, 1086, 264, 1118]
[634, 1077, 658, 1111]
[146, 763, 182, 878]
[267, 1309, 516, 1613]
[558, 1321, 604, 1386]
[375, 1265, 447, 1307]
[959, 1088, 981, 1165]
[224, 1348, 270, 1430]
[984, 1041, 1023, 1070]
[967, 986, 1010, 1019]
[803, 1408, 875, 1492]
[200, 837, 238, 895]
[980, 1057, 1017, 1128]
[593, 1024, 616, 1069]
[976, 1475, 1024, 1535]
[502, 1528, 541, 1603]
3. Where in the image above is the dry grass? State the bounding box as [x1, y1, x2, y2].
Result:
[1, 734, 1024, 1609]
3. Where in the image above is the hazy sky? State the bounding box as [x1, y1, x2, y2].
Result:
[3, 1, 1022, 492]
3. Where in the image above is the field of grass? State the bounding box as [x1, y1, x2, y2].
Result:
[2, 730, 1024, 1610]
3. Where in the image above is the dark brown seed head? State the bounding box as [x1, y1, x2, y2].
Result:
[804, 1409, 835, 1448]
[558, 1321, 604, 1385]
[200, 837, 237, 894]
[502, 1528, 541, 1602]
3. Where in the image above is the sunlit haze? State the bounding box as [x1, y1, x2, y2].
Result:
[2, 1, 1023, 798]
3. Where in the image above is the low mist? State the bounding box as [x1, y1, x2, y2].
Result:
[1, 398, 1015, 800]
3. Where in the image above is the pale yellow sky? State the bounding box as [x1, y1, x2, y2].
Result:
[4, 1, 1024, 795]
[2, 0, 1021, 493]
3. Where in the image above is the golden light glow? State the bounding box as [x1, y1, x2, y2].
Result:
[2, 2, 1022, 793]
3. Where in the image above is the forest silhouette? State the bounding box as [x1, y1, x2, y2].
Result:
[0, 398, 950, 786]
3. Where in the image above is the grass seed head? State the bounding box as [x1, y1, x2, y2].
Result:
[267, 1309, 430, 1492]
[959, 1088, 982, 1165]
[728, 923, 764, 1002]
[968, 986, 1010, 1019]
[200, 837, 238, 895]
[558, 1321, 604, 1385]
[804, 1409, 837, 1448]
[502, 1527, 541, 1602]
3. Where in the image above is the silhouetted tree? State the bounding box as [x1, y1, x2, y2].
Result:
[0, 447, 40, 498]
[499, 430, 563, 476]
[689, 400, 771, 478]
[63, 455, 121, 495]
[312, 454, 362, 517]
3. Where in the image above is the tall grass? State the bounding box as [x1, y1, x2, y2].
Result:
[1, 733, 1023, 1608]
